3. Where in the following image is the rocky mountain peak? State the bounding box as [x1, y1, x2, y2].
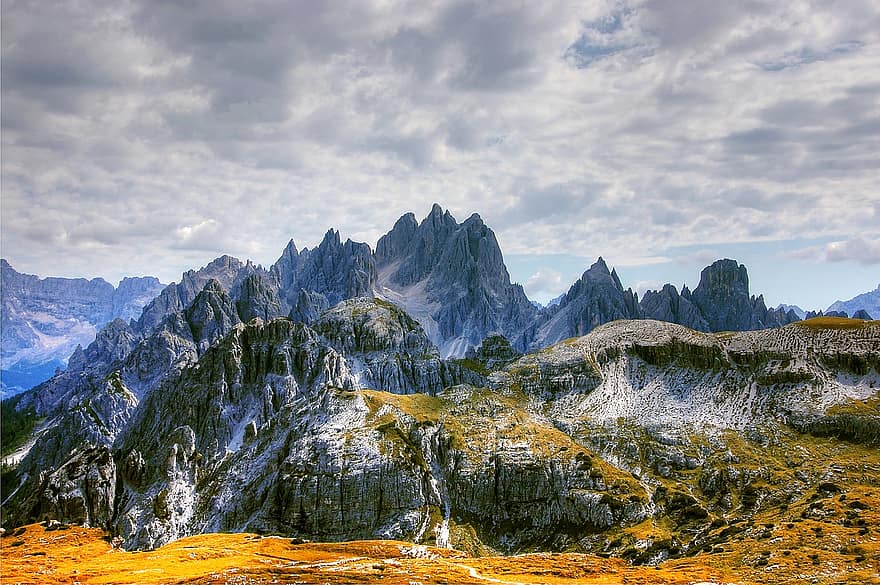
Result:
[641, 259, 799, 333]
[696, 258, 749, 295]
[184, 279, 241, 353]
[576, 257, 621, 290]
[523, 257, 641, 350]
[375, 205, 538, 357]
[592, 256, 610, 274]
[691, 259, 762, 332]
[271, 239, 300, 291]
[426, 202, 456, 229]
[640, 282, 709, 332]
[292, 231, 377, 309]
[319, 228, 342, 249]
[137, 254, 256, 333]
[190, 255, 249, 286]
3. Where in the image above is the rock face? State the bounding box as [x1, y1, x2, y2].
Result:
[498, 319, 880, 429]
[236, 274, 284, 323]
[0, 295, 483, 541]
[465, 334, 522, 371]
[522, 258, 641, 350]
[0, 259, 164, 396]
[375, 204, 538, 357]
[828, 284, 880, 319]
[688, 259, 798, 331]
[640, 284, 709, 332]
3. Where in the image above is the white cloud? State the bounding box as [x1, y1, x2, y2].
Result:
[786, 238, 880, 265]
[826, 238, 880, 264]
[632, 280, 663, 299]
[1, 0, 879, 285]
[524, 268, 564, 298]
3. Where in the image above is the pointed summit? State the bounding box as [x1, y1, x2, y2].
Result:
[464, 212, 484, 226]
[375, 205, 537, 356]
[523, 257, 640, 349]
[320, 228, 342, 248]
[375, 212, 418, 264]
[271, 239, 300, 291]
[282, 228, 377, 310]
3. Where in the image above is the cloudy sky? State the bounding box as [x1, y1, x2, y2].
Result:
[2, 0, 879, 310]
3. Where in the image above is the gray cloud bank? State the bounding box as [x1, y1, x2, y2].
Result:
[2, 0, 879, 284]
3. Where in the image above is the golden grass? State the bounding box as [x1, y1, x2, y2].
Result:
[0, 524, 731, 585]
[795, 316, 879, 329]
[4, 489, 879, 585]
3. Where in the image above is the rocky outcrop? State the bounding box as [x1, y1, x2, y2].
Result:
[639, 260, 800, 335]
[522, 258, 640, 350]
[273, 229, 377, 312]
[639, 284, 708, 332]
[1, 259, 163, 395]
[465, 334, 522, 371]
[688, 259, 799, 331]
[289, 289, 330, 324]
[853, 309, 874, 320]
[236, 274, 284, 323]
[313, 298, 482, 395]
[375, 204, 538, 357]
[314, 298, 434, 355]
[26, 445, 118, 529]
[136, 256, 258, 333]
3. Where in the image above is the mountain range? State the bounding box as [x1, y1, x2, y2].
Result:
[1, 204, 878, 583]
[828, 284, 880, 319]
[0, 260, 164, 396]
[2, 204, 822, 397]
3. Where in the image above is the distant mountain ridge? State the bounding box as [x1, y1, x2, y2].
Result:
[828, 284, 880, 319]
[0, 259, 164, 396]
[523, 256, 800, 350]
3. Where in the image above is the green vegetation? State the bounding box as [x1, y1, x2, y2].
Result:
[453, 358, 490, 376]
[1, 396, 40, 457]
